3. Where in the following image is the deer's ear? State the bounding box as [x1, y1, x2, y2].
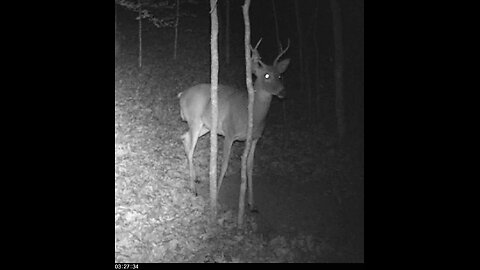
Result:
[276, 59, 290, 73]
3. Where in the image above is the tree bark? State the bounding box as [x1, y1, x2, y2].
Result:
[209, 0, 219, 221]
[138, 0, 142, 69]
[239, 0, 253, 228]
[174, 0, 180, 60]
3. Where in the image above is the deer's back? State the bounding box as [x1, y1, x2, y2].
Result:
[180, 83, 250, 140]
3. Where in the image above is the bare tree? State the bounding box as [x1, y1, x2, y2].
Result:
[239, 0, 253, 227]
[209, 0, 219, 220]
[271, 0, 281, 53]
[174, 0, 180, 60]
[271, 0, 288, 146]
[138, 0, 143, 68]
[312, 2, 321, 126]
[294, 0, 305, 98]
[117, 0, 189, 66]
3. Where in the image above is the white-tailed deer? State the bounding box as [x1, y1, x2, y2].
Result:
[178, 40, 290, 209]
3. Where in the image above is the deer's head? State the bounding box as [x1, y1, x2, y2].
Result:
[251, 39, 290, 98]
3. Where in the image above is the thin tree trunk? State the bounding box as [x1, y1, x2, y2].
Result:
[174, 0, 180, 60]
[312, 3, 321, 126]
[294, 0, 305, 116]
[304, 4, 319, 126]
[271, 0, 281, 52]
[239, 0, 253, 228]
[271, 0, 288, 148]
[209, 0, 219, 221]
[330, 0, 346, 142]
[311, 1, 320, 125]
[138, 0, 142, 69]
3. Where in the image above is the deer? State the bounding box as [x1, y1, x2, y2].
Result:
[178, 39, 290, 210]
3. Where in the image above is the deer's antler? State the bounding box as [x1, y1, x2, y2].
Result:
[274, 38, 290, 66]
[249, 38, 266, 66]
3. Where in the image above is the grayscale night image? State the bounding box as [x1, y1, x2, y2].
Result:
[115, 0, 364, 263]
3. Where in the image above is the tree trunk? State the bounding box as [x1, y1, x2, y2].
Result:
[294, 0, 306, 114]
[271, 0, 288, 148]
[209, 0, 219, 221]
[312, 1, 320, 126]
[174, 0, 180, 60]
[271, 0, 281, 53]
[239, 0, 253, 228]
[138, 0, 142, 69]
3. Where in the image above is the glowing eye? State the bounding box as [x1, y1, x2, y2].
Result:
[264, 74, 270, 79]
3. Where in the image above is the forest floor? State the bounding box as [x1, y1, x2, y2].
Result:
[115, 10, 363, 263]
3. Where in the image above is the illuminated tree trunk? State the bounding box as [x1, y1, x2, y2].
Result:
[209, 0, 219, 221]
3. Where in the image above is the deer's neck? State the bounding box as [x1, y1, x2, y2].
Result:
[252, 87, 273, 125]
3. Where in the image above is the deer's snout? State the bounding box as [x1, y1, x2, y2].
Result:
[276, 88, 286, 98]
